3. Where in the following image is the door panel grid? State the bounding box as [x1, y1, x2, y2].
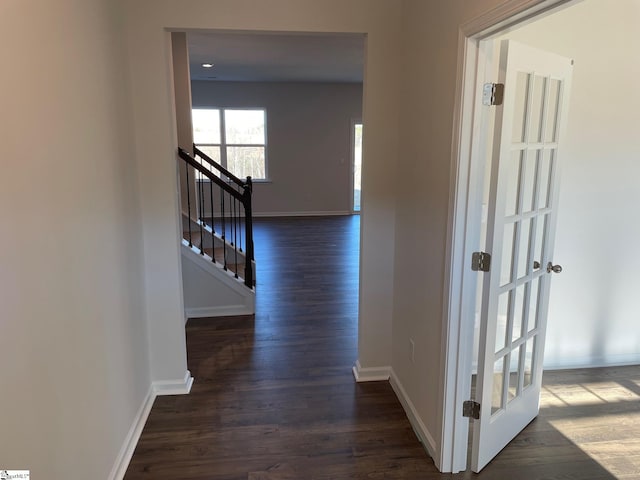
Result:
[473, 40, 573, 472]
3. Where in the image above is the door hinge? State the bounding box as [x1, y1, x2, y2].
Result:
[463, 400, 481, 420]
[483, 83, 504, 106]
[471, 252, 491, 272]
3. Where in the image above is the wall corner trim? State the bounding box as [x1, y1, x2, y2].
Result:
[352, 360, 391, 382]
[153, 370, 194, 396]
[108, 385, 156, 480]
[389, 369, 439, 466]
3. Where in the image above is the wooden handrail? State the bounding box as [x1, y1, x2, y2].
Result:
[192, 144, 248, 188]
[179, 148, 246, 202]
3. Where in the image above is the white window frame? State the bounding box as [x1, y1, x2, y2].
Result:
[193, 107, 269, 181]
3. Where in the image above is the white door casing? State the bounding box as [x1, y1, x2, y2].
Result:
[472, 40, 573, 472]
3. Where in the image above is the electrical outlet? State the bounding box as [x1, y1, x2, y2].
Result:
[409, 338, 415, 363]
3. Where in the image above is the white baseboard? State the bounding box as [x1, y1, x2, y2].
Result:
[254, 211, 352, 217]
[543, 355, 640, 371]
[186, 305, 254, 318]
[352, 360, 391, 382]
[109, 370, 194, 479]
[351, 362, 438, 465]
[389, 369, 438, 463]
[152, 370, 194, 396]
[108, 386, 156, 480]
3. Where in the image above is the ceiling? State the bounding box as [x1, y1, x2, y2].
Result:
[187, 32, 365, 83]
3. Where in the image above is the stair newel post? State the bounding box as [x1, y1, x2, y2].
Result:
[243, 176, 254, 288]
[231, 192, 236, 247]
[209, 179, 215, 263]
[221, 188, 227, 271]
[184, 155, 193, 248]
[232, 195, 239, 279]
[209, 171, 215, 235]
[238, 183, 244, 253]
[198, 176, 204, 255]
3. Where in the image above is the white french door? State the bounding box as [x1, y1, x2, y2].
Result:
[472, 40, 573, 472]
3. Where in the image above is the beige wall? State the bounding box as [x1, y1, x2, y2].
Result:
[501, 0, 640, 368]
[124, 0, 532, 469]
[392, 0, 640, 467]
[0, 0, 149, 478]
[392, 0, 510, 464]
[3, 0, 585, 475]
[191, 80, 363, 215]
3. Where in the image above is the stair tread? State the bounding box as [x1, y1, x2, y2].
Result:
[182, 225, 254, 286]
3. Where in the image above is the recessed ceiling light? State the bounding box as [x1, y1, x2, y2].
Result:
[202, 63, 214, 68]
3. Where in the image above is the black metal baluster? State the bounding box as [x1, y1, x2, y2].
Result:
[221, 190, 227, 271]
[210, 179, 215, 263]
[198, 175, 204, 255]
[185, 161, 193, 248]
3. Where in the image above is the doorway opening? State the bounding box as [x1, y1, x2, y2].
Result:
[352, 121, 363, 213]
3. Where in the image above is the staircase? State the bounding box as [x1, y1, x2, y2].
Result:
[181, 214, 253, 284]
[178, 146, 256, 318]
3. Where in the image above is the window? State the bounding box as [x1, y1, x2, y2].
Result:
[192, 108, 267, 180]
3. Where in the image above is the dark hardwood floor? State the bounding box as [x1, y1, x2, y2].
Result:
[125, 216, 640, 479]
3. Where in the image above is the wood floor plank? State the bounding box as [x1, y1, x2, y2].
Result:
[125, 216, 639, 479]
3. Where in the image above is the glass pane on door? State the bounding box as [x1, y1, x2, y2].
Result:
[517, 219, 532, 279]
[512, 72, 530, 143]
[501, 223, 516, 286]
[521, 151, 538, 213]
[538, 150, 554, 208]
[523, 337, 536, 389]
[529, 75, 547, 143]
[544, 79, 561, 142]
[495, 292, 510, 353]
[505, 152, 522, 216]
[491, 356, 507, 415]
[511, 284, 525, 342]
[508, 346, 523, 402]
[527, 278, 540, 333]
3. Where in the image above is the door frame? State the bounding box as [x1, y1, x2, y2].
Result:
[441, 0, 580, 473]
